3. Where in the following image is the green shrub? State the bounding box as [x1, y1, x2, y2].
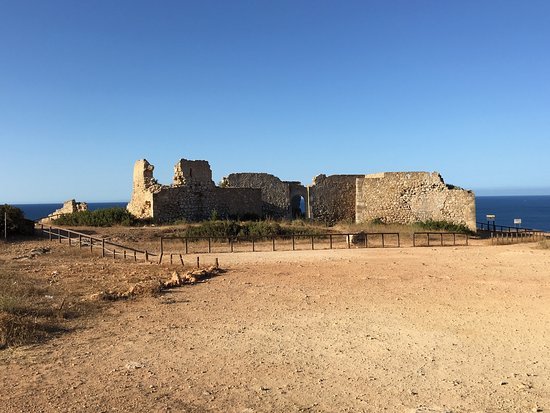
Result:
[180, 220, 322, 239]
[416, 220, 473, 234]
[370, 218, 385, 225]
[53, 207, 135, 227]
[0, 205, 34, 237]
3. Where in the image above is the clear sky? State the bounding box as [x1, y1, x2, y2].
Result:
[2, 0, 550, 203]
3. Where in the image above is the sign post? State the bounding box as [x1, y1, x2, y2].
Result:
[486, 214, 496, 231]
[514, 218, 522, 229]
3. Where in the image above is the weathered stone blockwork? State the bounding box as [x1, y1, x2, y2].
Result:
[355, 172, 476, 230]
[222, 173, 307, 219]
[127, 157, 476, 230]
[41, 199, 88, 223]
[308, 174, 363, 225]
[127, 159, 262, 222]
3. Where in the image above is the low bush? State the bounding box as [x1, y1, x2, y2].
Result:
[416, 220, 473, 234]
[180, 220, 323, 239]
[54, 208, 135, 227]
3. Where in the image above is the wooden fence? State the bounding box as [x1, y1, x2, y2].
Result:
[412, 232, 469, 247]
[35, 223, 157, 262]
[158, 232, 401, 260]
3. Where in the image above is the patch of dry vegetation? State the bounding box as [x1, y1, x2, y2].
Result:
[1, 239, 227, 349]
[0, 267, 64, 348]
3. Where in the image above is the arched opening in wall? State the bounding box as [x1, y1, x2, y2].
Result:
[291, 195, 306, 219]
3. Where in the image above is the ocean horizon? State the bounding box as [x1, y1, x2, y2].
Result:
[11, 195, 550, 231]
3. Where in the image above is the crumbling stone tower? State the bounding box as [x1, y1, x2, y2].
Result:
[127, 159, 161, 219]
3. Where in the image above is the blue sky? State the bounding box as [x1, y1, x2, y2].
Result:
[2, 0, 549, 203]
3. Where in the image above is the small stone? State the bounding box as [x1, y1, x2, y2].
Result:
[500, 381, 508, 385]
[125, 362, 144, 370]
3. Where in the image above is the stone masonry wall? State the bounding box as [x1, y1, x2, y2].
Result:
[41, 199, 88, 223]
[127, 159, 262, 222]
[127, 159, 476, 228]
[151, 186, 262, 222]
[308, 174, 363, 225]
[355, 172, 476, 230]
[127, 159, 161, 219]
[173, 159, 214, 187]
[222, 173, 292, 218]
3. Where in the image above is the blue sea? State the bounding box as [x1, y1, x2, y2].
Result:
[476, 196, 550, 231]
[14, 202, 128, 221]
[11, 196, 550, 231]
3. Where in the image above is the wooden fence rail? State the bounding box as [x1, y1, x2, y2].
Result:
[35, 223, 156, 262]
[158, 232, 401, 258]
[413, 232, 469, 247]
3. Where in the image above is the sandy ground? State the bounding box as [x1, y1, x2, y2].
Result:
[1, 238, 550, 413]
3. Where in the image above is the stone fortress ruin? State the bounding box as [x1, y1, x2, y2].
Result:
[127, 158, 476, 231]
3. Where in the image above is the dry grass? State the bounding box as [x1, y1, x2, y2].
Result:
[538, 237, 550, 249]
[0, 269, 63, 348]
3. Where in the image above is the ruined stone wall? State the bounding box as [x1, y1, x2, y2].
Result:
[214, 188, 263, 219]
[355, 172, 476, 230]
[151, 187, 262, 222]
[173, 159, 214, 187]
[308, 174, 363, 225]
[127, 159, 161, 219]
[41, 199, 88, 223]
[222, 173, 291, 218]
[127, 159, 262, 222]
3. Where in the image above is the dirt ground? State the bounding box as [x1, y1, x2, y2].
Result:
[1, 236, 549, 412]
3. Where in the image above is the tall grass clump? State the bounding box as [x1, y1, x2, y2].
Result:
[54, 208, 135, 227]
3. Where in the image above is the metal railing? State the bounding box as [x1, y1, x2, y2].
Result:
[413, 232, 469, 247]
[477, 221, 538, 233]
[490, 230, 545, 244]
